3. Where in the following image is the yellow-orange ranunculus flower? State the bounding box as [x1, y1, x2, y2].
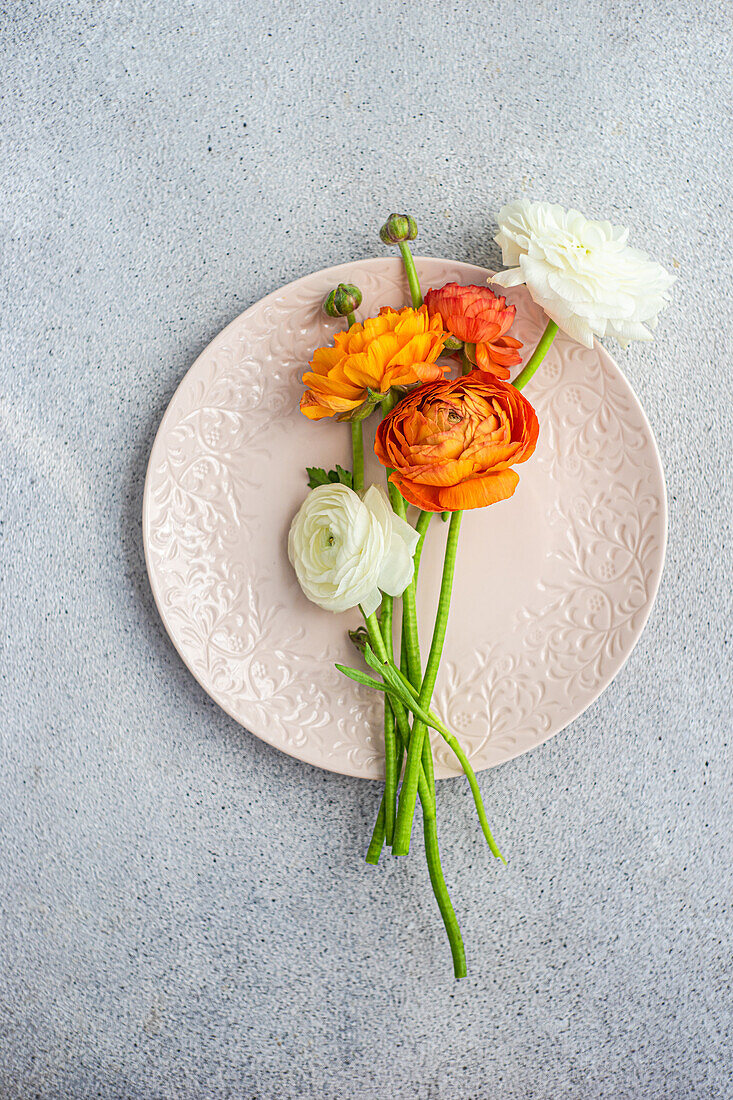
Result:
[374, 371, 539, 511]
[300, 305, 448, 421]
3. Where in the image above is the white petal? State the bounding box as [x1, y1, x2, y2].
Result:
[360, 586, 382, 618]
[553, 309, 596, 347]
[362, 484, 392, 527]
[363, 484, 419, 555]
[490, 267, 526, 289]
[377, 535, 415, 598]
[390, 512, 420, 558]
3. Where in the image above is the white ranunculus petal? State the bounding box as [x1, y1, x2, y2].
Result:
[389, 512, 420, 558]
[490, 266, 526, 290]
[363, 486, 420, 557]
[492, 198, 674, 348]
[378, 536, 416, 598]
[361, 485, 394, 533]
[363, 484, 420, 598]
[360, 586, 382, 619]
[288, 482, 418, 615]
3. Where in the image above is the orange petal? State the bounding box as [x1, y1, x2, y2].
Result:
[438, 469, 520, 510]
[388, 472, 445, 512]
[300, 393, 334, 420]
[462, 441, 521, 471]
[309, 346, 345, 377]
[301, 371, 363, 400]
[413, 360, 448, 382]
[474, 342, 511, 379]
[300, 390, 362, 419]
[341, 350, 382, 389]
[403, 457, 475, 487]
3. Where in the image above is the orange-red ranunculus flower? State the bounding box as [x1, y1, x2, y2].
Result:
[423, 282, 523, 379]
[300, 305, 448, 421]
[374, 371, 539, 511]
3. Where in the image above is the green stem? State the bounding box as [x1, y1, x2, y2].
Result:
[380, 593, 395, 843]
[418, 718, 466, 977]
[363, 612, 435, 789]
[390, 495, 430, 686]
[363, 612, 397, 843]
[400, 621, 409, 676]
[363, 508, 432, 861]
[397, 241, 423, 308]
[413, 509, 432, 571]
[365, 699, 436, 864]
[365, 388, 417, 862]
[423, 801, 467, 978]
[382, 699, 397, 845]
[393, 510, 463, 856]
[400, 507, 465, 961]
[512, 319, 558, 392]
[365, 802, 386, 865]
[361, 552, 464, 978]
[351, 420, 364, 493]
[387, 481, 405, 517]
[346, 311, 356, 327]
[381, 595, 394, 661]
[363, 620, 463, 978]
[403, 509, 431, 683]
[340, 656, 503, 865]
[461, 346, 472, 376]
[374, 660, 504, 863]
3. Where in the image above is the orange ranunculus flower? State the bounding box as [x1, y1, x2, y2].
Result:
[423, 282, 523, 380]
[300, 305, 448, 421]
[374, 371, 539, 511]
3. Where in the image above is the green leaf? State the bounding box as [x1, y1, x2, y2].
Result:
[306, 466, 331, 489]
[331, 464, 354, 487]
[362, 646, 417, 711]
[335, 663, 386, 692]
[306, 465, 354, 490]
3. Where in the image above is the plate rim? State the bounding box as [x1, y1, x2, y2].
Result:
[142, 255, 668, 778]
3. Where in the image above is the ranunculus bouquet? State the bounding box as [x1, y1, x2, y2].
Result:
[289, 203, 673, 977]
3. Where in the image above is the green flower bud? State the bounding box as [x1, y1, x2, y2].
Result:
[379, 213, 418, 245]
[323, 283, 363, 318]
[348, 625, 370, 656]
[343, 392, 380, 423]
[443, 334, 464, 352]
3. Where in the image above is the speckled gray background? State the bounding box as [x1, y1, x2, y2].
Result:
[1, 2, 731, 1097]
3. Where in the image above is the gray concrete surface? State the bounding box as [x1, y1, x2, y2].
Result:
[1, 2, 731, 1097]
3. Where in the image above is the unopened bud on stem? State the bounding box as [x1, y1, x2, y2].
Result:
[379, 213, 418, 245]
[323, 283, 363, 319]
[348, 625, 370, 656]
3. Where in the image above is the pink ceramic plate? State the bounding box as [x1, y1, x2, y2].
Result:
[143, 258, 667, 779]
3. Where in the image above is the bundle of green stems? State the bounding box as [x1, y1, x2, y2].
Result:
[334, 230, 554, 977]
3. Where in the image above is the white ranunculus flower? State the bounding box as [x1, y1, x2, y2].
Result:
[491, 199, 675, 348]
[288, 483, 420, 617]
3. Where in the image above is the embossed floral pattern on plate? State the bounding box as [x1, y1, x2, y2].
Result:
[143, 258, 667, 779]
